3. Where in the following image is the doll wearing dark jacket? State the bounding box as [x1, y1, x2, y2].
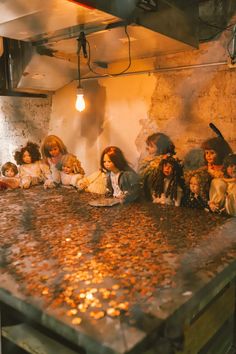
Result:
[101, 146, 140, 203]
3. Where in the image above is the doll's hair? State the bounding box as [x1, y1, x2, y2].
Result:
[185, 169, 210, 201]
[223, 153, 236, 177]
[1, 161, 18, 176]
[100, 146, 131, 172]
[41, 135, 68, 158]
[14, 142, 41, 165]
[146, 133, 176, 155]
[201, 137, 232, 165]
[61, 153, 84, 174]
[151, 156, 185, 200]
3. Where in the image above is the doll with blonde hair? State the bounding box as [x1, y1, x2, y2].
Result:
[14, 142, 54, 189]
[59, 153, 85, 187]
[182, 169, 211, 210]
[0, 161, 20, 189]
[41, 135, 67, 183]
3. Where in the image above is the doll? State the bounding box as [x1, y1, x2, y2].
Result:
[138, 132, 176, 200]
[59, 153, 85, 187]
[100, 146, 140, 203]
[41, 135, 68, 183]
[201, 123, 233, 212]
[219, 153, 236, 216]
[207, 153, 236, 215]
[182, 170, 211, 211]
[0, 162, 20, 189]
[14, 142, 54, 189]
[151, 156, 185, 207]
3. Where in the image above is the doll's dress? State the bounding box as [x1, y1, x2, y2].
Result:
[138, 155, 165, 199]
[19, 160, 52, 187]
[60, 171, 84, 187]
[77, 170, 107, 194]
[152, 178, 183, 207]
[0, 175, 20, 189]
[211, 178, 236, 216]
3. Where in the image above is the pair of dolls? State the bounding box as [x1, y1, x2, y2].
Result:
[41, 135, 85, 188]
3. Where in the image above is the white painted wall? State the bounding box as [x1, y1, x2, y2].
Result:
[49, 74, 156, 175]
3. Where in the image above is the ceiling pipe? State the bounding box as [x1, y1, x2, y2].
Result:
[80, 61, 228, 81]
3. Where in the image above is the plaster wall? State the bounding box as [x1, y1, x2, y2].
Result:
[0, 97, 51, 166]
[49, 32, 236, 174]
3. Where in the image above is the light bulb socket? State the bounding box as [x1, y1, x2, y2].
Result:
[77, 86, 84, 95]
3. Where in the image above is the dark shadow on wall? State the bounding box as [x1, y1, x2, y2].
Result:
[183, 148, 205, 171]
[80, 80, 106, 147]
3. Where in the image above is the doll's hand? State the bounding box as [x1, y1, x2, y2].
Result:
[208, 201, 220, 212]
[44, 180, 55, 189]
[22, 182, 31, 189]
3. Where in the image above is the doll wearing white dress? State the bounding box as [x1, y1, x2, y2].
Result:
[59, 153, 85, 187]
[14, 142, 54, 189]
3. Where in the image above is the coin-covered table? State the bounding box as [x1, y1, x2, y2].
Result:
[0, 186, 236, 354]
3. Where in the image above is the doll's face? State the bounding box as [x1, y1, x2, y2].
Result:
[163, 162, 173, 177]
[22, 150, 32, 164]
[146, 142, 157, 156]
[62, 164, 73, 174]
[226, 164, 236, 178]
[205, 149, 217, 165]
[103, 153, 118, 173]
[4, 167, 16, 177]
[48, 144, 60, 157]
[189, 176, 200, 195]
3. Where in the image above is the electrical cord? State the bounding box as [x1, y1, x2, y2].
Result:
[86, 25, 132, 77]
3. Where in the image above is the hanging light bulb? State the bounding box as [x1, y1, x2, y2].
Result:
[75, 34, 86, 112]
[75, 87, 85, 112]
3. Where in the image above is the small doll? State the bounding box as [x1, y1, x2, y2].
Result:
[0, 162, 20, 189]
[182, 170, 211, 211]
[41, 135, 68, 183]
[59, 153, 85, 187]
[151, 156, 185, 207]
[101, 146, 140, 203]
[138, 132, 176, 200]
[14, 142, 54, 189]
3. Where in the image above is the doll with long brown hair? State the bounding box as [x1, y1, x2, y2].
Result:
[138, 132, 176, 200]
[101, 146, 140, 203]
[151, 156, 185, 207]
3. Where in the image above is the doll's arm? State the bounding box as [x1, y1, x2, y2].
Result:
[19, 167, 31, 189]
[174, 187, 183, 207]
[119, 171, 141, 203]
[38, 160, 56, 188]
